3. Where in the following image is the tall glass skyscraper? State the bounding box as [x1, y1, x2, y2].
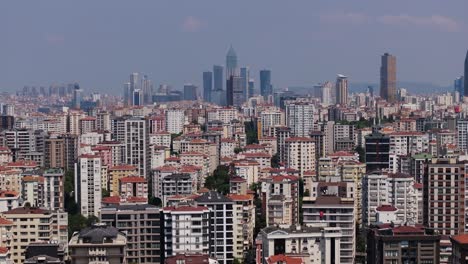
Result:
[213, 65, 224, 91]
[260, 69, 272, 99]
[203, 71, 213, 102]
[226, 45, 238, 78]
[336, 74, 348, 106]
[455, 76, 464, 95]
[248, 79, 255, 99]
[240, 67, 249, 99]
[380, 53, 397, 103]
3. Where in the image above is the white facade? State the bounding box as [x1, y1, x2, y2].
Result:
[124, 118, 150, 177]
[165, 109, 185, 134]
[285, 102, 315, 137]
[75, 155, 102, 217]
[285, 138, 315, 176]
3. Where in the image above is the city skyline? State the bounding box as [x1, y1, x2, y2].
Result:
[1, 1, 468, 93]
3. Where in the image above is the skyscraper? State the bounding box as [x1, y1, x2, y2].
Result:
[335, 74, 348, 106]
[455, 76, 464, 95]
[203, 71, 213, 102]
[72, 83, 82, 109]
[124, 117, 150, 178]
[248, 79, 255, 98]
[183, 84, 198, 101]
[141, 75, 153, 105]
[465, 50, 468, 97]
[260, 69, 272, 99]
[227, 75, 244, 106]
[240, 67, 249, 99]
[213, 65, 224, 91]
[380, 53, 397, 103]
[132, 89, 143, 106]
[226, 45, 238, 78]
[123, 82, 131, 106]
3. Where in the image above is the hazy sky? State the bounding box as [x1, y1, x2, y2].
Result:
[1, 0, 467, 94]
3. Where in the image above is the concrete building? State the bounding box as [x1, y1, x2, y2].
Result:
[367, 225, 440, 264]
[303, 182, 356, 264]
[380, 53, 397, 103]
[285, 137, 315, 177]
[124, 118, 150, 178]
[68, 224, 127, 264]
[285, 102, 315, 137]
[260, 175, 300, 226]
[161, 206, 211, 259]
[227, 194, 255, 259]
[1, 207, 68, 264]
[336, 74, 348, 106]
[43, 168, 64, 210]
[451, 234, 468, 264]
[257, 225, 342, 264]
[165, 109, 185, 134]
[365, 130, 390, 172]
[75, 154, 102, 218]
[194, 191, 236, 264]
[100, 204, 161, 264]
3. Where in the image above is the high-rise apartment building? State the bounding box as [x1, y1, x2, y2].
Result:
[124, 118, 150, 178]
[285, 102, 315, 137]
[457, 120, 468, 153]
[43, 168, 64, 210]
[194, 191, 236, 264]
[260, 70, 272, 99]
[380, 53, 397, 103]
[365, 130, 390, 172]
[285, 137, 316, 177]
[75, 154, 102, 218]
[336, 74, 348, 106]
[203, 71, 213, 102]
[165, 109, 185, 134]
[424, 158, 467, 236]
[100, 204, 161, 264]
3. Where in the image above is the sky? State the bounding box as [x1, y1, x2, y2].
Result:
[1, 0, 468, 94]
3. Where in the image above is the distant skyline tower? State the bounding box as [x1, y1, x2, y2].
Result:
[260, 69, 272, 99]
[380, 53, 397, 103]
[226, 45, 238, 78]
[203, 71, 213, 102]
[141, 75, 153, 105]
[123, 82, 131, 106]
[335, 74, 348, 106]
[72, 83, 82, 109]
[240, 67, 249, 99]
[455, 76, 464, 95]
[465, 50, 468, 97]
[213, 65, 224, 91]
[248, 79, 255, 99]
[183, 84, 198, 101]
[133, 89, 143, 106]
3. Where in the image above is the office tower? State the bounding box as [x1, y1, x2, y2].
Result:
[240, 67, 249, 98]
[367, 225, 440, 264]
[69, 224, 127, 264]
[194, 191, 236, 264]
[141, 75, 153, 105]
[321, 81, 333, 105]
[123, 82, 132, 106]
[260, 69, 272, 99]
[165, 109, 185, 134]
[226, 45, 238, 79]
[455, 76, 464, 95]
[132, 89, 143, 106]
[335, 74, 348, 105]
[227, 75, 245, 106]
[75, 154, 102, 217]
[303, 182, 355, 264]
[213, 65, 224, 91]
[0, 115, 14, 131]
[424, 158, 466, 236]
[2, 207, 68, 264]
[248, 79, 255, 98]
[124, 117, 150, 177]
[285, 102, 315, 137]
[100, 204, 161, 264]
[203, 71, 213, 102]
[130, 72, 139, 91]
[365, 130, 390, 172]
[465, 50, 468, 96]
[43, 168, 64, 210]
[183, 84, 198, 101]
[72, 83, 82, 109]
[285, 137, 316, 177]
[368, 86, 374, 97]
[380, 53, 397, 103]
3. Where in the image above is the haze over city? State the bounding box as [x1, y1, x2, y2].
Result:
[2, 0, 468, 93]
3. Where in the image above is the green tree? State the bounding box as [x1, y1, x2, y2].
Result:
[234, 147, 243, 154]
[102, 188, 110, 198]
[148, 196, 162, 206]
[355, 146, 365, 163]
[244, 121, 258, 145]
[204, 165, 230, 194]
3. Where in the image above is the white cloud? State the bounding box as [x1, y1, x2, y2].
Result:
[181, 16, 203, 33]
[319, 12, 370, 25]
[378, 14, 461, 32]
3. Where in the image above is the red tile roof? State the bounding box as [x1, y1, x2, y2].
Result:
[110, 165, 137, 171]
[267, 254, 303, 264]
[120, 176, 147, 183]
[0, 247, 8, 254]
[0, 218, 13, 225]
[452, 234, 468, 244]
[285, 137, 313, 142]
[376, 205, 397, 212]
[227, 194, 254, 201]
[163, 206, 209, 212]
